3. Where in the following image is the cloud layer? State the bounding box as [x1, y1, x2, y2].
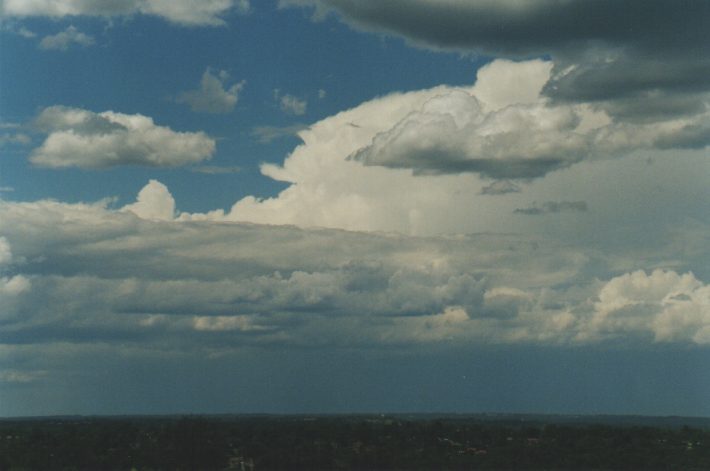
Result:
[2, 0, 250, 26]
[1, 194, 708, 354]
[30, 106, 215, 168]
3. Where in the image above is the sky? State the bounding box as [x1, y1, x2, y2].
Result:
[0, 0, 709, 417]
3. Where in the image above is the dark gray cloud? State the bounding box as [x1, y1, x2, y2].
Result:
[283, 0, 708, 54]
[283, 0, 710, 118]
[480, 180, 521, 196]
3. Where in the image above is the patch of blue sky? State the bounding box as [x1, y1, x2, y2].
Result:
[1, 1, 487, 213]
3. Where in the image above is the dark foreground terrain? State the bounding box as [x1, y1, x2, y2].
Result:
[1, 414, 709, 470]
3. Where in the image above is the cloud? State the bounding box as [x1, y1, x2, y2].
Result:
[585, 270, 710, 344]
[1, 0, 249, 26]
[251, 124, 308, 143]
[480, 180, 520, 195]
[282, 1, 708, 55]
[276, 92, 308, 115]
[176, 69, 245, 114]
[179, 59, 709, 239]
[282, 1, 710, 121]
[30, 106, 215, 169]
[0, 237, 31, 313]
[0, 133, 31, 147]
[172, 60, 710, 247]
[514, 201, 588, 216]
[190, 165, 241, 175]
[121, 180, 176, 221]
[39, 25, 95, 51]
[1, 194, 708, 352]
[0, 370, 47, 384]
[349, 60, 710, 178]
[0, 237, 13, 266]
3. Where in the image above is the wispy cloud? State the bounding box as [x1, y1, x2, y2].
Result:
[274, 89, 308, 115]
[514, 201, 588, 216]
[39, 26, 95, 51]
[190, 165, 241, 175]
[176, 69, 245, 114]
[251, 124, 307, 143]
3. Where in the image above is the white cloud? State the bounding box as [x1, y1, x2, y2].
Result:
[122, 180, 176, 221]
[30, 106, 215, 169]
[178, 59, 710, 242]
[1, 0, 249, 26]
[278, 93, 307, 115]
[177, 69, 245, 114]
[587, 270, 710, 344]
[39, 25, 94, 51]
[351, 60, 710, 178]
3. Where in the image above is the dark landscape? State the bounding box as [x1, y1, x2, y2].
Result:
[1, 414, 709, 470]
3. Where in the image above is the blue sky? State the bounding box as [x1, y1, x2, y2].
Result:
[1, 2, 482, 211]
[1, 0, 709, 417]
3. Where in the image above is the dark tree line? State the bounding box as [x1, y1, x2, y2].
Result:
[1, 415, 708, 470]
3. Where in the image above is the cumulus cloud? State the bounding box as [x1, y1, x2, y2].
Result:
[39, 25, 94, 51]
[350, 61, 710, 178]
[176, 69, 245, 114]
[585, 270, 710, 344]
[1, 0, 249, 26]
[30, 106, 215, 168]
[122, 180, 176, 221]
[174, 59, 709, 239]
